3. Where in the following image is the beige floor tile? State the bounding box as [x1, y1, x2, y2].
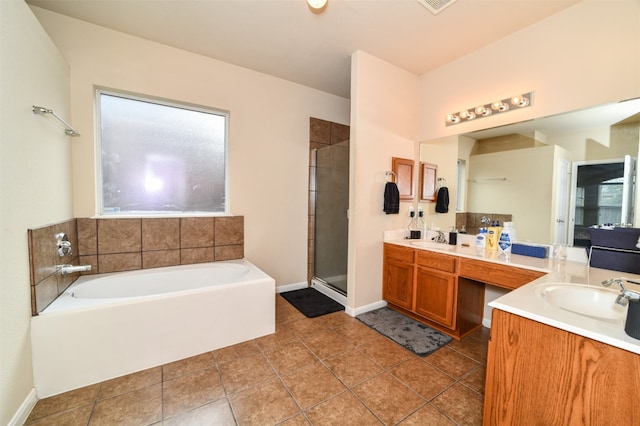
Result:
[318, 311, 359, 329]
[163, 398, 236, 426]
[432, 383, 484, 426]
[89, 384, 162, 426]
[447, 337, 488, 365]
[357, 336, 414, 369]
[25, 404, 92, 426]
[300, 329, 353, 359]
[333, 321, 381, 346]
[285, 317, 328, 337]
[162, 367, 226, 418]
[390, 358, 456, 401]
[279, 413, 311, 425]
[323, 348, 383, 387]
[425, 346, 480, 379]
[27, 384, 100, 422]
[281, 362, 346, 409]
[264, 340, 317, 375]
[353, 373, 425, 425]
[218, 352, 276, 394]
[213, 340, 260, 364]
[398, 404, 456, 425]
[255, 324, 299, 352]
[97, 366, 162, 400]
[305, 391, 382, 426]
[229, 378, 300, 425]
[462, 366, 487, 395]
[163, 352, 216, 381]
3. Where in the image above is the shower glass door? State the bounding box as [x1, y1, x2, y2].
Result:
[313, 141, 349, 295]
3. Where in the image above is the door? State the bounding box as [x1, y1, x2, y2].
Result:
[553, 159, 570, 245]
[313, 141, 349, 294]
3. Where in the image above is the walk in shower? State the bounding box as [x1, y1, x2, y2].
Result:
[308, 118, 350, 299]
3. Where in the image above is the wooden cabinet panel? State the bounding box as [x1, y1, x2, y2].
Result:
[383, 247, 414, 310]
[416, 250, 456, 273]
[384, 243, 415, 264]
[415, 266, 456, 329]
[459, 258, 544, 290]
[484, 309, 640, 425]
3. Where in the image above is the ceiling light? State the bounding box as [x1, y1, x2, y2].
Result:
[307, 0, 328, 13]
[445, 92, 534, 126]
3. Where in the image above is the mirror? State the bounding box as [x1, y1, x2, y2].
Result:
[419, 98, 640, 245]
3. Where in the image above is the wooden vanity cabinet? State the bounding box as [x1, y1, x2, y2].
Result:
[484, 309, 640, 425]
[382, 244, 415, 310]
[415, 250, 457, 328]
[459, 257, 545, 290]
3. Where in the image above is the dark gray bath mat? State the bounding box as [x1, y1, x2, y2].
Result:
[357, 307, 452, 356]
[281, 288, 344, 318]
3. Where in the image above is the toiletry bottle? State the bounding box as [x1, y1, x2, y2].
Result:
[476, 228, 487, 248]
[417, 210, 427, 240]
[408, 210, 420, 239]
[449, 226, 457, 245]
[498, 222, 516, 253]
[487, 221, 501, 250]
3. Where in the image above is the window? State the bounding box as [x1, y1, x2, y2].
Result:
[97, 90, 228, 215]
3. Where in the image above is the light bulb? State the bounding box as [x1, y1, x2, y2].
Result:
[491, 101, 509, 112]
[446, 114, 460, 123]
[307, 0, 328, 12]
[511, 95, 529, 107]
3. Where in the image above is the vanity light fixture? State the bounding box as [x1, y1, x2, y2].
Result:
[446, 92, 534, 126]
[307, 0, 328, 13]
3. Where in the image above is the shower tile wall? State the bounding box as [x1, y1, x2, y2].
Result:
[308, 117, 350, 283]
[455, 212, 512, 236]
[28, 216, 244, 315]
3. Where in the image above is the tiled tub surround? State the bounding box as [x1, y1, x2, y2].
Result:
[28, 216, 244, 314]
[455, 212, 512, 236]
[31, 259, 275, 398]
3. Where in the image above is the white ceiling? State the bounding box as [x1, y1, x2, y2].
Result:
[27, 0, 580, 98]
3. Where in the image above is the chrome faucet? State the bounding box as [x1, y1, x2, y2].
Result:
[432, 231, 448, 244]
[602, 277, 640, 306]
[57, 264, 92, 275]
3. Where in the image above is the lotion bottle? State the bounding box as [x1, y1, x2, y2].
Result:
[498, 222, 516, 253]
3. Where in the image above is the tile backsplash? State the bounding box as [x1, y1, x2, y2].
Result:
[456, 212, 512, 236]
[28, 216, 244, 315]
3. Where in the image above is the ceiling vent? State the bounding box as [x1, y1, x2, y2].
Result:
[416, 0, 457, 15]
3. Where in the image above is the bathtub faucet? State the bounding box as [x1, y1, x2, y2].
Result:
[57, 264, 92, 275]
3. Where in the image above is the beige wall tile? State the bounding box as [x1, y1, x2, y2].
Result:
[143, 250, 181, 269]
[34, 274, 60, 314]
[98, 219, 141, 254]
[215, 217, 243, 246]
[310, 117, 331, 144]
[78, 218, 97, 255]
[98, 253, 142, 273]
[142, 218, 180, 251]
[214, 244, 243, 261]
[180, 217, 214, 248]
[181, 247, 214, 264]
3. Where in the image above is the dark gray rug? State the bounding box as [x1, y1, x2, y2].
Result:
[357, 307, 452, 356]
[281, 288, 344, 318]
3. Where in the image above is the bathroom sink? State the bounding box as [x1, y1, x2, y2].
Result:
[410, 241, 453, 251]
[534, 283, 627, 321]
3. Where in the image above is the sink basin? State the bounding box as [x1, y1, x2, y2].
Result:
[410, 241, 453, 251]
[534, 283, 627, 321]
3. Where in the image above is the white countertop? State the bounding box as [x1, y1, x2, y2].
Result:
[385, 237, 640, 355]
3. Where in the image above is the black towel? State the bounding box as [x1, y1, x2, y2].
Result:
[435, 187, 449, 213]
[383, 182, 400, 214]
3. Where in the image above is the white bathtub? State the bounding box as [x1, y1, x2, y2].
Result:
[31, 259, 275, 397]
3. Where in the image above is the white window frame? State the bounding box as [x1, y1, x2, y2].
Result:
[95, 88, 229, 217]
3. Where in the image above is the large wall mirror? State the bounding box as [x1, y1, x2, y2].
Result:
[419, 98, 640, 246]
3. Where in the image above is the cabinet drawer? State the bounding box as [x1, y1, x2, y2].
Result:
[384, 243, 415, 264]
[416, 250, 456, 273]
[459, 258, 545, 290]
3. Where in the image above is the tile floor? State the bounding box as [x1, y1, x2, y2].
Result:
[26, 295, 488, 425]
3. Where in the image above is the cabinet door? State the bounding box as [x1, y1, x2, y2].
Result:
[415, 266, 456, 329]
[383, 258, 414, 310]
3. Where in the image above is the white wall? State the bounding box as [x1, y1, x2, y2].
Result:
[418, 0, 640, 141]
[348, 51, 418, 309]
[30, 7, 350, 288]
[0, 1, 72, 423]
[419, 136, 458, 231]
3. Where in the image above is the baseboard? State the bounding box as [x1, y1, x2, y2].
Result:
[345, 300, 387, 317]
[9, 388, 37, 426]
[275, 282, 308, 293]
[482, 317, 492, 329]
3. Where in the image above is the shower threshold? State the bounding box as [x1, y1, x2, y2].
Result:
[311, 277, 347, 307]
